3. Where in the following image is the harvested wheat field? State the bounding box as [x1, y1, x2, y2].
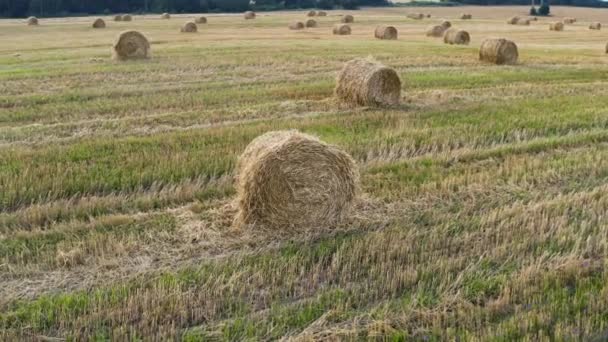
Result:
[2, 5, 608, 340]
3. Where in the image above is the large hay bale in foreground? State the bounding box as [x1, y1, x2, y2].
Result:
[590, 22, 601, 30]
[244, 11, 256, 19]
[122, 14, 132, 21]
[335, 58, 401, 107]
[426, 25, 446, 37]
[235, 130, 358, 230]
[181, 22, 197, 33]
[341, 14, 354, 23]
[92, 18, 106, 28]
[461, 14, 472, 20]
[375, 25, 398, 40]
[26, 16, 38, 25]
[333, 24, 351, 35]
[563, 17, 576, 24]
[112, 30, 150, 61]
[307, 10, 316, 17]
[479, 38, 518, 65]
[444, 29, 470, 45]
[507, 16, 520, 25]
[114, 15, 122, 21]
[289, 21, 305, 30]
[407, 13, 424, 20]
[550, 22, 564, 31]
[195, 16, 207, 24]
[317, 11, 327, 16]
[306, 19, 318, 28]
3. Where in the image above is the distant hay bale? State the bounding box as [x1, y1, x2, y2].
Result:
[92, 18, 106, 28]
[114, 15, 122, 21]
[531, 17, 538, 21]
[427, 14, 432, 18]
[305, 19, 318, 28]
[112, 30, 150, 61]
[26, 16, 38, 25]
[335, 57, 401, 107]
[180, 21, 197, 33]
[461, 14, 472, 20]
[590, 22, 601, 30]
[333, 24, 351, 35]
[550, 22, 564, 31]
[374, 25, 398, 40]
[507, 16, 520, 25]
[426, 25, 447, 37]
[235, 130, 358, 230]
[244, 11, 256, 19]
[563, 17, 576, 24]
[440, 20, 452, 28]
[407, 13, 424, 20]
[122, 14, 132, 21]
[307, 10, 316, 17]
[606, 42, 608, 53]
[289, 21, 305, 30]
[516, 18, 531, 25]
[317, 11, 327, 16]
[195, 16, 207, 24]
[161, 13, 170, 19]
[479, 38, 518, 65]
[341, 14, 354, 23]
[443, 29, 470, 45]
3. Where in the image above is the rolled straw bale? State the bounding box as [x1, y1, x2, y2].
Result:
[374, 25, 398, 40]
[305, 19, 318, 28]
[335, 57, 401, 106]
[92, 18, 106, 28]
[426, 25, 447, 37]
[550, 22, 564, 31]
[112, 30, 150, 60]
[27, 16, 38, 25]
[333, 24, 351, 35]
[590, 22, 601, 30]
[507, 16, 520, 25]
[244, 11, 256, 19]
[114, 15, 122, 21]
[443, 29, 470, 45]
[122, 14, 132, 21]
[180, 21, 197, 32]
[407, 13, 424, 20]
[161, 13, 170, 19]
[307, 10, 316, 17]
[461, 14, 472, 20]
[318, 11, 327, 16]
[563, 17, 576, 24]
[289, 21, 305, 30]
[479, 38, 518, 65]
[341, 14, 354, 23]
[195, 16, 207, 24]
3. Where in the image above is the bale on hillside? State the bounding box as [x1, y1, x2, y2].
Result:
[479, 38, 518, 65]
[92, 18, 105, 28]
[161, 13, 170, 19]
[550, 22, 564, 31]
[335, 58, 401, 107]
[306, 19, 318, 28]
[235, 130, 358, 230]
[440, 20, 452, 28]
[244, 11, 256, 19]
[444, 29, 470, 45]
[333, 24, 351, 35]
[318, 11, 327, 16]
[195, 16, 207, 24]
[374, 25, 398, 40]
[122, 14, 132, 21]
[26, 16, 38, 25]
[407, 13, 424, 20]
[461, 14, 472, 20]
[289, 21, 305, 30]
[307, 10, 316, 17]
[563, 17, 576, 24]
[114, 15, 122, 21]
[507, 16, 520, 25]
[426, 25, 447, 37]
[112, 30, 150, 60]
[341, 14, 354, 23]
[180, 22, 197, 32]
[590, 22, 601, 30]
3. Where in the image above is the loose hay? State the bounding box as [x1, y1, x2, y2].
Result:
[333, 24, 351, 35]
[443, 29, 470, 45]
[374, 25, 398, 40]
[305, 19, 318, 28]
[235, 130, 359, 230]
[335, 57, 401, 107]
[341, 15, 354, 23]
[307, 10, 316, 17]
[26, 16, 38, 25]
[114, 15, 122, 21]
[479, 38, 518, 65]
[407, 13, 424, 20]
[181, 21, 197, 33]
[318, 11, 327, 16]
[590, 22, 601, 30]
[92, 18, 106, 28]
[550, 22, 564, 31]
[195, 16, 207, 24]
[122, 14, 132, 21]
[161, 13, 170, 19]
[244, 11, 256, 19]
[289, 21, 305, 30]
[112, 30, 150, 61]
[426, 25, 447, 37]
[461, 14, 472, 20]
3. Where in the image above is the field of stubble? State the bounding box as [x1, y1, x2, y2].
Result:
[1, 5, 608, 340]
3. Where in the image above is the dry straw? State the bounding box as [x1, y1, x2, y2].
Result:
[461, 14, 472, 20]
[426, 25, 446, 37]
[374, 25, 398, 40]
[333, 24, 351, 35]
[122, 14, 132, 21]
[341, 14, 354, 23]
[307, 10, 316, 17]
[550, 22, 564, 31]
[27, 16, 38, 25]
[195, 16, 207, 24]
[335, 57, 401, 107]
[563, 17, 576, 24]
[479, 38, 518, 65]
[92, 18, 106, 28]
[590, 22, 601, 30]
[517, 18, 531, 25]
[407, 13, 424, 20]
[289, 21, 305, 30]
[317, 11, 327, 16]
[244, 11, 256, 19]
[235, 130, 358, 230]
[161, 13, 170, 19]
[440, 20, 452, 28]
[112, 30, 150, 60]
[114, 15, 122, 21]
[507, 16, 520, 25]
[181, 22, 197, 32]
[444, 29, 470, 45]
[305, 19, 318, 28]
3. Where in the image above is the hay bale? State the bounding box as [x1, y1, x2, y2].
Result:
[289, 21, 305, 30]
[407, 13, 424, 20]
[161, 13, 170, 19]
[114, 15, 122, 21]
[426, 25, 446, 37]
[507, 16, 520, 25]
[440, 20, 452, 28]
[335, 57, 401, 107]
[516, 18, 531, 26]
[461, 14, 472, 20]
[427, 14, 432, 18]
[531, 17, 538, 21]
[112, 30, 150, 61]
[606, 42, 608, 53]
[443, 29, 470, 45]
[479, 38, 518, 65]
[333, 24, 351, 35]
[244, 11, 256, 19]
[195, 16, 207, 24]
[235, 130, 358, 230]
[307, 10, 316, 17]
[305, 19, 318, 28]
[590, 22, 601, 30]
[550, 22, 564, 31]
[374, 25, 398, 40]
[318, 11, 327, 16]
[180, 22, 197, 33]
[26, 16, 38, 25]
[341, 14, 354, 23]
[563, 17, 576, 24]
[92, 18, 106, 28]
[122, 14, 132, 21]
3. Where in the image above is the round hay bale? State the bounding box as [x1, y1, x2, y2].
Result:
[289, 21, 305, 30]
[180, 21, 197, 33]
[92, 18, 106, 28]
[427, 14, 432, 18]
[461, 14, 472, 20]
[443, 29, 470, 45]
[26, 16, 38, 25]
[305, 19, 318, 28]
[531, 17, 538, 21]
[335, 57, 401, 107]
[114, 15, 122, 21]
[161, 13, 170, 19]
[244, 11, 256, 19]
[479, 38, 518, 65]
[440, 20, 452, 28]
[333, 24, 351, 35]
[507, 16, 520, 25]
[426, 25, 446, 37]
[550, 22, 564, 31]
[122, 14, 132, 21]
[590, 22, 601, 30]
[606, 42, 608, 53]
[195, 16, 207, 24]
[341, 14, 354, 23]
[307, 10, 316, 17]
[112, 30, 150, 61]
[374, 25, 398, 40]
[235, 130, 358, 230]
[317, 11, 327, 16]
[516, 18, 531, 26]
[563, 17, 576, 24]
[407, 13, 424, 20]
